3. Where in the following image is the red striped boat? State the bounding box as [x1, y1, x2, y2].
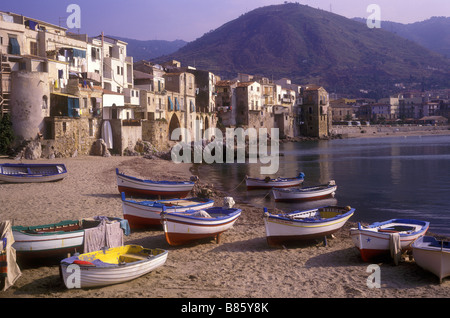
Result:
[246, 172, 305, 190]
[350, 219, 430, 262]
[161, 207, 241, 246]
[12, 217, 128, 259]
[121, 192, 214, 229]
[272, 180, 337, 202]
[116, 168, 195, 198]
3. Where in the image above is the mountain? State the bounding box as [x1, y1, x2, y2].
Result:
[353, 16, 450, 58]
[153, 3, 450, 98]
[111, 36, 187, 61]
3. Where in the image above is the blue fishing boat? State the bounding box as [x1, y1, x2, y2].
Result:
[0, 163, 67, 183]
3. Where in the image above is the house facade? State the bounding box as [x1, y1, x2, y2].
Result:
[299, 85, 331, 138]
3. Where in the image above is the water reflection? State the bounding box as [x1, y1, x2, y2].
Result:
[195, 135, 450, 236]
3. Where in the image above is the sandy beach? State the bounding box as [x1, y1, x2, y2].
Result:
[1, 132, 450, 301]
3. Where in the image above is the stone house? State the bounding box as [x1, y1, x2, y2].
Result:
[330, 101, 354, 121]
[299, 85, 331, 138]
[0, 11, 107, 157]
[215, 80, 238, 128]
[163, 70, 197, 142]
[235, 81, 262, 127]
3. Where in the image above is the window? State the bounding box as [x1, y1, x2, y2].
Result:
[8, 36, 20, 55]
[30, 41, 38, 56]
[42, 96, 48, 109]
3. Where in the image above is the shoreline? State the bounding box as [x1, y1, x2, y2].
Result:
[1, 132, 450, 299]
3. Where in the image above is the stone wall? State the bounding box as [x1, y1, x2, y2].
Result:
[330, 124, 450, 137]
[247, 110, 274, 132]
[142, 119, 171, 152]
[43, 116, 102, 157]
[108, 119, 143, 155]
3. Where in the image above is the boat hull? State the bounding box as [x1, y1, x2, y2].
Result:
[263, 206, 354, 247]
[121, 195, 214, 229]
[12, 217, 127, 259]
[412, 236, 450, 283]
[0, 163, 67, 183]
[161, 208, 241, 246]
[350, 219, 429, 262]
[116, 169, 194, 198]
[60, 246, 168, 289]
[12, 221, 83, 258]
[272, 185, 337, 202]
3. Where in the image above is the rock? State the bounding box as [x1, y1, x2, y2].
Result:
[91, 139, 111, 157]
[23, 140, 42, 160]
[123, 147, 139, 156]
[135, 140, 158, 155]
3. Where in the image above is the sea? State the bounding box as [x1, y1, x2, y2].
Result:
[194, 134, 450, 236]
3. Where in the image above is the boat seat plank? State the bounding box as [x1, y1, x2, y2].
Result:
[120, 253, 148, 261]
[163, 200, 199, 206]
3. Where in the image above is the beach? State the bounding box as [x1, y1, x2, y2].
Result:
[1, 139, 450, 300]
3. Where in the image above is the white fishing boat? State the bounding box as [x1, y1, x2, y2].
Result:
[121, 193, 214, 229]
[60, 245, 168, 289]
[161, 207, 242, 246]
[246, 172, 305, 190]
[350, 219, 430, 263]
[0, 163, 67, 183]
[412, 236, 450, 283]
[263, 205, 355, 247]
[116, 168, 195, 198]
[272, 180, 337, 202]
[12, 216, 129, 259]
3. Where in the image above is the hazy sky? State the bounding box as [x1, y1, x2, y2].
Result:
[1, 0, 449, 41]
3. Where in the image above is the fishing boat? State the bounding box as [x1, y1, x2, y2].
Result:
[60, 245, 168, 289]
[412, 236, 450, 283]
[12, 216, 129, 259]
[263, 205, 355, 247]
[121, 192, 215, 229]
[0, 163, 67, 183]
[161, 207, 242, 246]
[246, 172, 305, 190]
[116, 168, 195, 198]
[350, 219, 430, 263]
[272, 180, 337, 202]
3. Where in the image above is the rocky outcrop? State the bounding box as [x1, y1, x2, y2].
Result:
[91, 139, 111, 157]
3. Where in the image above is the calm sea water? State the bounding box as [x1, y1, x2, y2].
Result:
[194, 135, 450, 236]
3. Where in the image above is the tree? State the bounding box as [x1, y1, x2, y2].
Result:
[0, 114, 14, 155]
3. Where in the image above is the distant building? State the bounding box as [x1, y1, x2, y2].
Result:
[299, 85, 331, 138]
[215, 80, 238, 128]
[330, 101, 354, 121]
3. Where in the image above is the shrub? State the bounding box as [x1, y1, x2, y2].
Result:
[0, 113, 14, 154]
